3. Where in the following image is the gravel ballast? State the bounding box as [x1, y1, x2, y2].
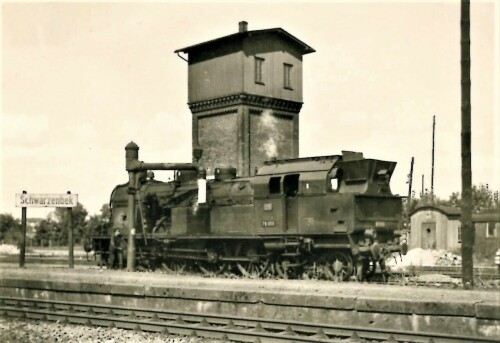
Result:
[0, 317, 231, 343]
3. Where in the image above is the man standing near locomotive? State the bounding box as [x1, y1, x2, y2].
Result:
[108, 214, 127, 269]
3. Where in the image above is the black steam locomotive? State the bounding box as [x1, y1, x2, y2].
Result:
[87, 143, 407, 281]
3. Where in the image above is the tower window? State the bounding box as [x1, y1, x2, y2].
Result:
[284, 63, 293, 89]
[255, 57, 265, 85]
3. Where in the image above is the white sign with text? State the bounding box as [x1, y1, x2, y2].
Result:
[15, 193, 78, 208]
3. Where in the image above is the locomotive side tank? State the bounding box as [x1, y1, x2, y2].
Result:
[89, 145, 407, 281]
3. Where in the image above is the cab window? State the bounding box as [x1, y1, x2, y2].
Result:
[284, 174, 300, 197]
[269, 177, 281, 194]
[329, 168, 341, 192]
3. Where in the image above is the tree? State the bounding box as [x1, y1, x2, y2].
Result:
[85, 203, 110, 231]
[34, 218, 58, 247]
[0, 213, 21, 244]
[84, 203, 111, 243]
[406, 191, 448, 214]
[408, 184, 499, 214]
[49, 203, 89, 245]
[99, 203, 111, 222]
[444, 184, 499, 213]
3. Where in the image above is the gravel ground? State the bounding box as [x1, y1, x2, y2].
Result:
[0, 317, 231, 343]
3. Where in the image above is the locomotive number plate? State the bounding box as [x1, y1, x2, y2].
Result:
[375, 221, 386, 227]
[262, 220, 276, 227]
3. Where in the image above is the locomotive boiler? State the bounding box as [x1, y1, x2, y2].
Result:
[88, 142, 408, 281]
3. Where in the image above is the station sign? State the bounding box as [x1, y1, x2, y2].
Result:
[15, 193, 78, 208]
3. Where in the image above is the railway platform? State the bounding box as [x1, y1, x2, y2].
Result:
[0, 266, 499, 341]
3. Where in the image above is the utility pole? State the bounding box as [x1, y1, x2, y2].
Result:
[461, 0, 473, 289]
[421, 174, 424, 196]
[407, 157, 415, 213]
[431, 115, 436, 199]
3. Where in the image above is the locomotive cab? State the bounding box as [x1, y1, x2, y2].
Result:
[250, 151, 406, 279]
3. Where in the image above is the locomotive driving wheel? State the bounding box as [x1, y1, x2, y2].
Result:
[235, 246, 269, 279]
[302, 254, 328, 280]
[323, 251, 354, 281]
[161, 259, 186, 274]
[197, 261, 228, 276]
[197, 249, 228, 276]
[236, 258, 269, 279]
[274, 255, 302, 279]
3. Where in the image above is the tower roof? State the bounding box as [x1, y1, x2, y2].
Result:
[175, 27, 315, 55]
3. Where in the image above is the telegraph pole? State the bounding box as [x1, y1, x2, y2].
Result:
[407, 157, 414, 213]
[421, 174, 424, 196]
[460, 0, 473, 289]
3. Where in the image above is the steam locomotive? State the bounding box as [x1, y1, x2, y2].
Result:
[87, 143, 407, 281]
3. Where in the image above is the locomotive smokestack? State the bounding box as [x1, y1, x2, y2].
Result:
[239, 21, 248, 33]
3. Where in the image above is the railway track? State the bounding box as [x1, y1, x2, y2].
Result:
[0, 296, 494, 343]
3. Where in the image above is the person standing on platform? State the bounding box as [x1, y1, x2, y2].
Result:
[109, 214, 127, 269]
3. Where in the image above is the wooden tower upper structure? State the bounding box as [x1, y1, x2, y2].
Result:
[175, 21, 315, 177]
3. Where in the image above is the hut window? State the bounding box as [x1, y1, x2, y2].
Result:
[255, 57, 265, 84]
[283, 63, 293, 89]
[269, 177, 281, 194]
[486, 222, 497, 238]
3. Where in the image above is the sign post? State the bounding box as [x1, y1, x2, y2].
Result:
[15, 192, 78, 268]
[20, 190, 27, 268]
[67, 191, 74, 269]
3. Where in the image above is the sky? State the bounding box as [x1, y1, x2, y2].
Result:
[1, 1, 499, 219]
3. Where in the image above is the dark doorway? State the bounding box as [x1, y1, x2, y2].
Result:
[283, 174, 299, 233]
